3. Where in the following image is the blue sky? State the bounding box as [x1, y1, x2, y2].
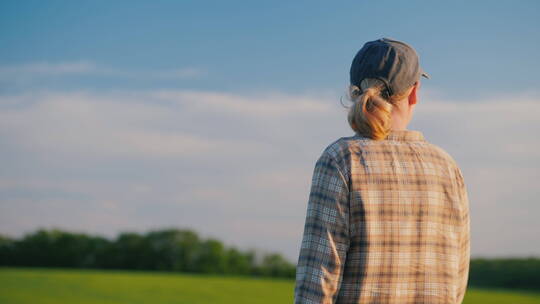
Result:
[1, 1, 539, 261]
[2, 1, 539, 98]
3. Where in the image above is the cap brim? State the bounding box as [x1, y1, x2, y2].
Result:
[420, 67, 430, 79]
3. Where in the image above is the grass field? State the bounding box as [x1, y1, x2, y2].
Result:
[1, 267, 539, 304]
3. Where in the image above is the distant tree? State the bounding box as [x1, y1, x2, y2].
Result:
[108, 232, 149, 270]
[145, 228, 200, 271]
[195, 238, 227, 274]
[225, 247, 253, 275]
[0, 234, 15, 266]
[8, 229, 107, 268]
[469, 257, 540, 290]
[258, 253, 296, 278]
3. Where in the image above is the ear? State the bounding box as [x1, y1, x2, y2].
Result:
[408, 82, 419, 106]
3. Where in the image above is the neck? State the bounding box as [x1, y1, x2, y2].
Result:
[390, 97, 416, 130]
[390, 107, 410, 130]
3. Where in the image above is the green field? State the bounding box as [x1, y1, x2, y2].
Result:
[1, 267, 539, 304]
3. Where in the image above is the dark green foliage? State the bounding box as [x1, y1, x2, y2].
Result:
[257, 253, 296, 278]
[468, 257, 540, 290]
[1, 229, 111, 268]
[0, 228, 295, 279]
[226, 247, 254, 275]
[0, 234, 15, 265]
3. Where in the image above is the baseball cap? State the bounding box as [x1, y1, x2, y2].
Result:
[350, 37, 429, 97]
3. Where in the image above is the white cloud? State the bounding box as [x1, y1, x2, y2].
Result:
[0, 89, 338, 165]
[0, 61, 99, 75]
[0, 88, 539, 261]
[0, 61, 205, 81]
[148, 68, 205, 79]
[151, 90, 333, 117]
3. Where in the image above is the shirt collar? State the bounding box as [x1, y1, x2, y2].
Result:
[384, 129, 426, 142]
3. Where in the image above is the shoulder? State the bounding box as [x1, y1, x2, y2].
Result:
[425, 142, 460, 168]
[319, 134, 362, 161]
[423, 141, 466, 183]
[313, 137, 355, 189]
[315, 135, 360, 180]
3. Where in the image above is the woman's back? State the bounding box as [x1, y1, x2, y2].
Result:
[294, 38, 470, 304]
[295, 129, 470, 304]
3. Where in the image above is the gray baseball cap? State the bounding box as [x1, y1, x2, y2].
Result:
[350, 37, 429, 97]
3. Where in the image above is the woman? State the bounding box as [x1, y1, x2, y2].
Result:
[294, 38, 470, 304]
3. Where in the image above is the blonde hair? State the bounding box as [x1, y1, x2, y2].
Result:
[345, 78, 414, 140]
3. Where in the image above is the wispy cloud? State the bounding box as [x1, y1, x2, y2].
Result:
[0, 61, 100, 75]
[0, 88, 539, 260]
[0, 60, 205, 81]
[0, 89, 332, 160]
[151, 90, 333, 117]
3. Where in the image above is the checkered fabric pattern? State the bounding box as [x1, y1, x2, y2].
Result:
[294, 129, 470, 304]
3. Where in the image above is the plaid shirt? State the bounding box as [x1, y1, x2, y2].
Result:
[294, 129, 470, 304]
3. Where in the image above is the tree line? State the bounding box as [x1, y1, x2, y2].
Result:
[1, 228, 539, 290]
[468, 257, 540, 290]
[0, 228, 295, 278]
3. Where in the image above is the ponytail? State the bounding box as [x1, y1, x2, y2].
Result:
[346, 78, 411, 140]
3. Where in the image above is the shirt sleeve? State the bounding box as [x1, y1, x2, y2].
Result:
[294, 151, 350, 304]
[455, 167, 470, 304]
